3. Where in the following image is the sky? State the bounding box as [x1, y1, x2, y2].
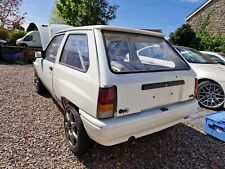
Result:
[20, 0, 206, 36]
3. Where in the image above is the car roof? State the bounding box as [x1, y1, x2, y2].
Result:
[58, 25, 164, 38]
[201, 51, 217, 54]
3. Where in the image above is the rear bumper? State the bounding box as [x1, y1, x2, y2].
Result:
[80, 99, 198, 146]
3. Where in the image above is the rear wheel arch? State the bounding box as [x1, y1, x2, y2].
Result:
[61, 97, 79, 112]
[198, 78, 221, 87]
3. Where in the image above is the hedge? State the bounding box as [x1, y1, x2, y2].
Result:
[0, 45, 41, 64]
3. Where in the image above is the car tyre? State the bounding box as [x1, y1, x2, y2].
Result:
[197, 81, 224, 110]
[64, 104, 93, 156]
[34, 71, 45, 94]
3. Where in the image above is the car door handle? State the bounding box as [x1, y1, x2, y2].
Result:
[49, 66, 53, 71]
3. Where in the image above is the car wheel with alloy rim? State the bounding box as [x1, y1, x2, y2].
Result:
[64, 104, 93, 156]
[197, 81, 224, 109]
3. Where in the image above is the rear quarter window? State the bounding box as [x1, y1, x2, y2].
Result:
[60, 34, 89, 72]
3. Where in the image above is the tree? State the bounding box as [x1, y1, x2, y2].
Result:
[15, 25, 25, 31]
[56, 0, 119, 26]
[49, 0, 66, 24]
[170, 24, 225, 53]
[0, 0, 26, 29]
[26, 22, 38, 32]
[8, 29, 26, 45]
[169, 24, 199, 48]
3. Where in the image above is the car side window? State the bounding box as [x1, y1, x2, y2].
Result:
[45, 35, 64, 63]
[60, 34, 89, 72]
[24, 35, 33, 41]
[206, 54, 225, 64]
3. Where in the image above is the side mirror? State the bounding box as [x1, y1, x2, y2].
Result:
[35, 51, 45, 59]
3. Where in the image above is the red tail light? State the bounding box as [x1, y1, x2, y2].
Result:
[97, 87, 117, 119]
[194, 78, 198, 98]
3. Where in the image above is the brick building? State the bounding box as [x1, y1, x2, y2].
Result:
[186, 0, 225, 35]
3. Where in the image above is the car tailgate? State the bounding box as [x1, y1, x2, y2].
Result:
[114, 70, 195, 117]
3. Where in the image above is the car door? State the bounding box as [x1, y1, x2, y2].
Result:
[41, 34, 64, 95]
[23, 35, 33, 46]
[53, 32, 100, 117]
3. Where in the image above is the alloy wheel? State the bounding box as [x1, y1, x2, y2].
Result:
[64, 109, 78, 150]
[197, 82, 224, 109]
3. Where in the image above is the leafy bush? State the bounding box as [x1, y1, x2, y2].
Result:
[197, 32, 225, 53]
[0, 28, 9, 40]
[0, 29, 27, 45]
[8, 30, 27, 45]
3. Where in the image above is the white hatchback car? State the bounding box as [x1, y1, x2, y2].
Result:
[34, 25, 198, 155]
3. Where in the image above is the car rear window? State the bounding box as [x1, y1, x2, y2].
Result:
[103, 31, 189, 73]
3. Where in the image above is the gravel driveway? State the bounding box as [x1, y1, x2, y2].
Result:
[0, 64, 224, 169]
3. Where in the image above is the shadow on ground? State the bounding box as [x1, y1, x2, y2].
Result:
[78, 123, 225, 169]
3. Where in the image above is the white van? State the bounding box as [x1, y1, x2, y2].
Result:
[16, 31, 42, 47]
[16, 24, 73, 48]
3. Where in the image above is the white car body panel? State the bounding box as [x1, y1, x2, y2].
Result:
[41, 60, 55, 94]
[190, 63, 225, 82]
[81, 99, 197, 146]
[34, 25, 198, 146]
[53, 30, 100, 117]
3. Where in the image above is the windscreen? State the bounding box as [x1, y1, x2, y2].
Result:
[103, 31, 189, 73]
[176, 47, 215, 64]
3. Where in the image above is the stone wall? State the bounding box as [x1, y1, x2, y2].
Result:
[187, 0, 225, 35]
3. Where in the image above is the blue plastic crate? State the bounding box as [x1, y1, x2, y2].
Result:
[204, 111, 225, 142]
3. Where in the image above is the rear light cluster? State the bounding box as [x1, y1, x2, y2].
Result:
[194, 78, 198, 98]
[97, 87, 117, 119]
